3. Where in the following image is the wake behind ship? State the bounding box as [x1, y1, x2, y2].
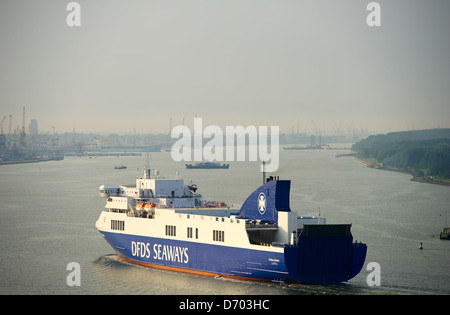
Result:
[96, 168, 367, 284]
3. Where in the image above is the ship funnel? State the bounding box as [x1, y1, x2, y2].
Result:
[238, 179, 291, 224]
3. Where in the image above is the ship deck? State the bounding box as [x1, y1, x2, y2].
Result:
[174, 207, 240, 218]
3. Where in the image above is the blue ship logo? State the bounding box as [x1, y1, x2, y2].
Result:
[258, 192, 266, 214]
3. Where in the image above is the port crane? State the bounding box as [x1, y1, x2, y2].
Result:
[0, 116, 6, 134]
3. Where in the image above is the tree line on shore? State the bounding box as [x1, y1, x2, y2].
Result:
[352, 129, 450, 178]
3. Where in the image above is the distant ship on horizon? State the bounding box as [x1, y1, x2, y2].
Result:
[185, 162, 230, 169]
[89, 144, 163, 153]
[283, 144, 324, 150]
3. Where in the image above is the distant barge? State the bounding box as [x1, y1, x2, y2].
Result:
[186, 162, 229, 169]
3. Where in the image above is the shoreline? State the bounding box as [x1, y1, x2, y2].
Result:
[0, 158, 52, 166]
[354, 157, 450, 186]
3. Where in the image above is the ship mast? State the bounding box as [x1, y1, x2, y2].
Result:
[144, 153, 151, 179]
[262, 161, 266, 185]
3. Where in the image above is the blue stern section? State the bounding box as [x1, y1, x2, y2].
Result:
[284, 224, 367, 284]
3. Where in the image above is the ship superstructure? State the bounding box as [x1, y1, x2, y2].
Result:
[96, 168, 367, 284]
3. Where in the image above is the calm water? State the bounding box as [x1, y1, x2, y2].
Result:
[1, 148, 449, 295]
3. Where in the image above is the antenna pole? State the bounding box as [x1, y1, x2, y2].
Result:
[318, 207, 321, 224]
[262, 161, 266, 185]
[144, 153, 151, 179]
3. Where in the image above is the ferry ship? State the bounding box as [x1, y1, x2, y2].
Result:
[96, 168, 367, 284]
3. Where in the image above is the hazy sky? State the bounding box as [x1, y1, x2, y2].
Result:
[1, 0, 449, 135]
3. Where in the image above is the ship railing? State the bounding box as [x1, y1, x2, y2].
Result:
[353, 241, 367, 247]
[249, 240, 287, 247]
[245, 220, 278, 231]
[201, 201, 229, 208]
[126, 209, 155, 219]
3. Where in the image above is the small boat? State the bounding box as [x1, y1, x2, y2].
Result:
[114, 165, 127, 170]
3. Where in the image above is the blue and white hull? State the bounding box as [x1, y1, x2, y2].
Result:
[98, 226, 366, 284]
[100, 231, 290, 281]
